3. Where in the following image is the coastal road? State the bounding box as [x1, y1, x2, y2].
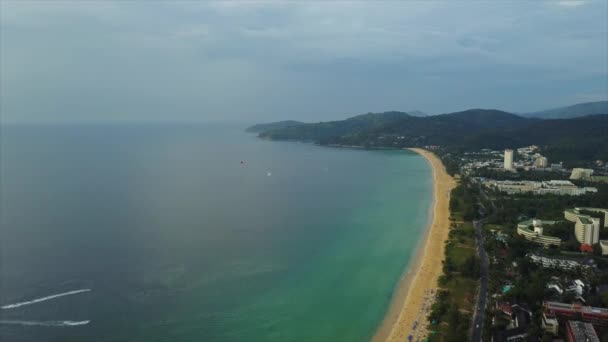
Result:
[471, 218, 489, 342]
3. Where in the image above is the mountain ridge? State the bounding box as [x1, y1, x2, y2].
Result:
[249, 109, 608, 167]
[523, 100, 608, 119]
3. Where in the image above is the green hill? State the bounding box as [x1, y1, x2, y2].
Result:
[253, 110, 608, 166]
[245, 120, 304, 133]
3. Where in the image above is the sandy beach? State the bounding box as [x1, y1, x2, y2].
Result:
[373, 148, 456, 342]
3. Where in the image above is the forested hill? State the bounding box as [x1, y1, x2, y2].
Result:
[249, 110, 608, 166]
[245, 120, 304, 133]
[253, 111, 411, 142]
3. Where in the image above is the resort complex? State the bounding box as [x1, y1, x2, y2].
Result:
[481, 179, 597, 196]
[426, 143, 608, 342]
[564, 208, 608, 227]
[565, 208, 608, 248]
[516, 219, 561, 247]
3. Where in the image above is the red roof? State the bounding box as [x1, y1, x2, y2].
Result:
[497, 302, 513, 315]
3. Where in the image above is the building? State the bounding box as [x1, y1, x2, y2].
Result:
[542, 311, 559, 335]
[483, 179, 597, 196]
[575, 216, 600, 245]
[565, 279, 585, 296]
[600, 240, 608, 256]
[483, 180, 541, 194]
[544, 301, 608, 326]
[565, 320, 600, 342]
[534, 156, 548, 168]
[539, 180, 590, 196]
[570, 208, 608, 227]
[516, 219, 561, 247]
[529, 255, 586, 270]
[565, 208, 606, 245]
[492, 303, 532, 342]
[551, 163, 563, 172]
[504, 149, 514, 170]
[565, 208, 608, 227]
[570, 168, 594, 180]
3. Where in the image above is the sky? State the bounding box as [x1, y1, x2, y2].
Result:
[1, 1, 607, 123]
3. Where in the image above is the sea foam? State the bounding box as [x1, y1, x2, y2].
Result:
[1, 289, 91, 310]
[0, 320, 90, 327]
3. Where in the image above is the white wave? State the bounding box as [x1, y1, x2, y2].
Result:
[1, 289, 91, 310]
[0, 320, 90, 327]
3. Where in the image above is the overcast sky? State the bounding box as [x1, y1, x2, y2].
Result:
[1, 1, 607, 123]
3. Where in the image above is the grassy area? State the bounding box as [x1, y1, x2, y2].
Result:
[458, 221, 475, 232]
[450, 245, 476, 267]
[444, 276, 478, 309]
[451, 210, 464, 222]
[484, 223, 505, 232]
[428, 179, 480, 341]
[591, 175, 608, 183]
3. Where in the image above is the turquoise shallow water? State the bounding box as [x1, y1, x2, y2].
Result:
[0, 124, 433, 342]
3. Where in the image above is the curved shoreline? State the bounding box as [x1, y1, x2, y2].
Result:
[373, 148, 456, 342]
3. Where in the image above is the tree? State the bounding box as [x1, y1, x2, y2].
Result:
[461, 255, 481, 278]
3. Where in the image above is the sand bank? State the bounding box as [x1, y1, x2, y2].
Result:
[373, 148, 456, 342]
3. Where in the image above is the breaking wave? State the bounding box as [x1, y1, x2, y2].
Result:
[0, 320, 90, 327]
[1, 289, 91, 310]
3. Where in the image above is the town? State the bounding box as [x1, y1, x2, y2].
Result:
[429, 146, 608, 342]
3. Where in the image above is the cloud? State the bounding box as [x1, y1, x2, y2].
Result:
[557, 1, 588, 7]
[0, 1, 606, 123]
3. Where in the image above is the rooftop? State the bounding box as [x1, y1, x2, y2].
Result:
[566, 320, 599, 342]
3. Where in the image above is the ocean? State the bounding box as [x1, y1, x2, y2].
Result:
[0, 124, 433, 342]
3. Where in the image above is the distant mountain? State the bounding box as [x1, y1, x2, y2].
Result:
[245, 120, 304, 133]
[252, 109, 608, 165]
[407, 110, 428, 117]
[523, 100, 608, 119]
[432, 109, 530, 129]
[257, 109, 528, 145]
[255, 111, 410, 142]
[345, 111, 410, 122]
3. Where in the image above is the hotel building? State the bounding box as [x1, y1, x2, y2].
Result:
[565, 207, 608, 245]
[575, 216, 600, 245]
[516, 219, 561, 247]
[504, 149, 514, 170]
[483, 180, 597, 196]
[570, 168, 594, 180]
[534, 156, 548, 168]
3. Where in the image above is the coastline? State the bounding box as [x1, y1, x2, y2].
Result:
[373, 148, 456, 342]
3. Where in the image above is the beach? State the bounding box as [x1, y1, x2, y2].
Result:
[374, 148, 456, 342]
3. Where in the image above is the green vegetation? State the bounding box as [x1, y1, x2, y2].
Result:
[541, 220, 575, 241]
[415, 144, 607, 341]
[429, 180, 480, 342]
[245, 120, 304, 133]
[484, 182, 608, 226]
[477, 177, 608, 340]
[253, 110, 608, 166]
[591, 175, 608, 183]
[449, 179, 479, 221]
[475, 168, 568, 182]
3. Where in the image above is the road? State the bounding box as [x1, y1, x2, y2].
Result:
[471, 218, 489, 342]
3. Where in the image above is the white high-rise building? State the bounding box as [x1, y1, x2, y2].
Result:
[570, 168, 594, 180]
[575, 216, 600, 246]
[504, 149, 514, 170]
[534, 156, 548, 168]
